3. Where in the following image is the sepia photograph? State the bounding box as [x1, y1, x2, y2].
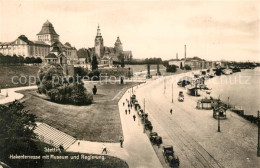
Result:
[0, 0, 259, 167]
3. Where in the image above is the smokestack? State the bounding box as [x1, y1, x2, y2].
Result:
[176, 53, 178, 60]
[184, 44, 186, 61]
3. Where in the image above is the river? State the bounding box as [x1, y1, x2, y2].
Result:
[205, 67, 260, 117]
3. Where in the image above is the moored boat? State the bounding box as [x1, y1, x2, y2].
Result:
[222, 68, 233, 75]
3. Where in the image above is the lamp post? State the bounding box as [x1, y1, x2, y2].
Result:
[164, 77, 166, 94]
[132, 77, 133, 93]
[172, 83, 173, 103]
[257, 110, 260, 157]
[143, 98, 146, 133]
[218, 114, 220, 132]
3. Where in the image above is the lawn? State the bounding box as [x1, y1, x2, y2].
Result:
[18, 82, 139, 142]
[0, 65, 40, 89]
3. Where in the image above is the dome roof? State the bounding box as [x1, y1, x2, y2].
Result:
[115, 36, 122, 44]
[43, 20, 53, 27]
[37, 20, 59, 36]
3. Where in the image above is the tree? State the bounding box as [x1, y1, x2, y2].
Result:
[30, 57, 36, 64]
[180, 62, 183, 69]
[37, 64, 65, 94]
[91, 55, 98, 71]
[184, 65, 192, 70]
[70, 82, 93, 105]
[166, 65, 177, 73]
[18, 56, 24, 64]
[24, 57, 31, 64]
[77, 48, 88, 59]
[12, 55, 18, 64]
[35, 57, 42, 64]
[121, 56, 125, 68]
[37, 64, 93, 105]
[0, 101, 44, 168]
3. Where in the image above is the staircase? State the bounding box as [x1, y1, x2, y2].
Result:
[34, 122, 76, 150]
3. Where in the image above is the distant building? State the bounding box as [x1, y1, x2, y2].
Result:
[87, 25, 133, 67]
[0, 20, 77, 65]
[0, 35, 50, 58]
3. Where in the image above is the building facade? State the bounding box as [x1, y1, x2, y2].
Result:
[88, 25, 133, 66]
[0, 35, 50, 58]
[0, 20, 77, 65]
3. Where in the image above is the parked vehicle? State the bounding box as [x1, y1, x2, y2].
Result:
[178, 91, 184, 102]
[131, 94, 136, 104]
[149, 132, 162, 145]
[134, 101, 140, 110]
[145, 121, 153, 131]
[162, 145, 180, 167]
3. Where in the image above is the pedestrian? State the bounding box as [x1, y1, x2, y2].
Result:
[78, 141, 80, 146]
[133, 114, 136, 121]
[128, 103, 130, 108]
[123, 102, 125, 106]
[125, 109, 127, 115]
[128, 109, 131, 114]
[102, 144, 107, 154]
[170, 108, 172, 115]
[119, 136, 124, 148]
[130, 103, 133, 109]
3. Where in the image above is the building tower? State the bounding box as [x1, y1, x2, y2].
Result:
[94, 25, 104, 58]
[37, 20, 59, 45]
[114, 36, 123, 54]
[176, 53, 178, 60]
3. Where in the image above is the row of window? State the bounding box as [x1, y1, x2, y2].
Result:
[38, 35, 50, 41]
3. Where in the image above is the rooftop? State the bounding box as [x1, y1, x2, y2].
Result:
[37, 20, 59, 36]
[45, 53, 57, 59]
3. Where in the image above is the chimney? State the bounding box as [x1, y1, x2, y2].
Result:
[184, 44, 186, 61]
[176, 53, 178, 60]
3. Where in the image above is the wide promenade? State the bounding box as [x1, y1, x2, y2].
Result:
[134, 73, 259, 168]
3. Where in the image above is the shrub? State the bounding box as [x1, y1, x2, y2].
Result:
[37, 64, 93, 105]
[88, 70, 100, 81]
[184, 65, 192, 70]
[166, 65, 177, 73]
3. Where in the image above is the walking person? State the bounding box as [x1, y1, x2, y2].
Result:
[170, 108, 173, 115]
[102, 144, 107, 154]
[119, 136, 124, 148]
[130, 103, 133, 109]
[123, 102, 125, 106]
[133, 114, 136, 121]
[125, 109, 127, 115]
[128, 109, 131, 114]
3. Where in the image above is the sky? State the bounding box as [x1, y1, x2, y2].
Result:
[0, 0, 259, 62]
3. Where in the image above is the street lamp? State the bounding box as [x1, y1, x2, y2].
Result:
[143, 98, 146, 133]
[164, 77, 166, 94]
[257, 110, 260, 157]
[172, 83, 173, 103]
[218, 114, 221, 132]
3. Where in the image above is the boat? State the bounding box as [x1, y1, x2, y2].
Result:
[222, 68, 233, 75]
[207, 68, 215, 78]
[231, 66, 241, 73]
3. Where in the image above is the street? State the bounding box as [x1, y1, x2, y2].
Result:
[134, 75, 260, 168]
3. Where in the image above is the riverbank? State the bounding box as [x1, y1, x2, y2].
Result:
[205, 67, 260, 117]
[134, 72, 259, 168]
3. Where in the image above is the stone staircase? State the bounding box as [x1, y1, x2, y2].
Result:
[34, 122, 76, 150]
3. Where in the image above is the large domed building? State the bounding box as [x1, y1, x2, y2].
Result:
[0, 20, 77, 65]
